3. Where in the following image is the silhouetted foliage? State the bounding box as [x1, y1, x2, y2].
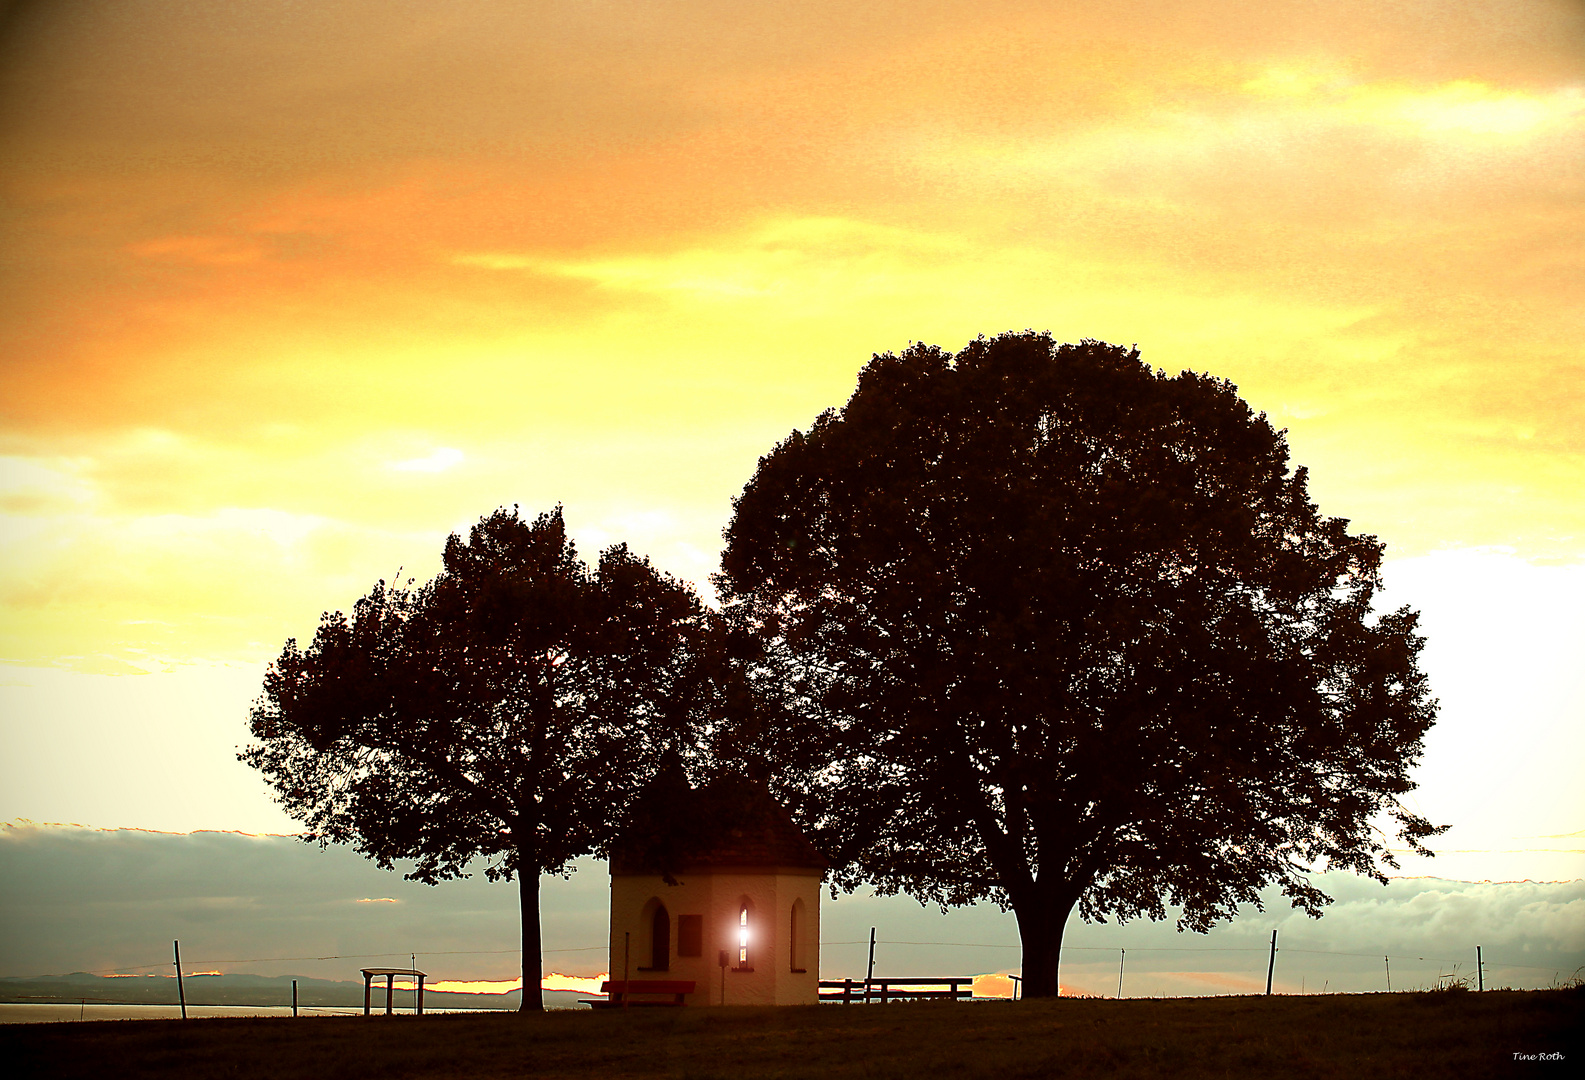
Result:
[717, 332, 1444, 998]
[243, 506, 711, 1010]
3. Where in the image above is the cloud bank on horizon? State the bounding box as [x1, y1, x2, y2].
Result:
[2, 824, 1580, 997]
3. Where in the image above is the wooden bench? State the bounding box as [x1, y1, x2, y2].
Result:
[584, 979, 697, 1008]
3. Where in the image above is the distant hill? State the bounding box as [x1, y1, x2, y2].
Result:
[0, 972, 588, 1010]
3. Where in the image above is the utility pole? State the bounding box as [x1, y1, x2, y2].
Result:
[292, 980, 298, 1017]
[866, 927, 876, 1003]
[1265, 930, 1277, 995]
[1117, 949, 1125, 999]
[173, 940, 187, 1020]
[1384, 955, 1391, 992]
[1477, 946, 1483, 992]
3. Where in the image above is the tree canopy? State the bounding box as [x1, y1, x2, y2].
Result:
[717, 332, 1443, 998]
[243, 506, 711, 1010]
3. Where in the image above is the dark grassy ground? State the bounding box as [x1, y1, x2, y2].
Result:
[5, 989, 1579, 1079]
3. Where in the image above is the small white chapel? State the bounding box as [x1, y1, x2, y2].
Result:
[604, 773, 826, 1006]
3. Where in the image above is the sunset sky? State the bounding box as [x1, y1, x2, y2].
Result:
[1, 0, 1582, 989]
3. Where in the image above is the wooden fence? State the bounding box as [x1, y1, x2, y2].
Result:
[819, 977, 974, 1003]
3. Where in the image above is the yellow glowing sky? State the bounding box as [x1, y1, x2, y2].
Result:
[0, 2, 1582, 872]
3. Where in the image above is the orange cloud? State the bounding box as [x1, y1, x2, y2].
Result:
[425, 978, 522, 995]
[0, 0, 1580, 677]
[541, 972, 608, 995]
[126, 235, 268, 266]
[422, 973, 607, 995]
[972, 973, 1017, 999]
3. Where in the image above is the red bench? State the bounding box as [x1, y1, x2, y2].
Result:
[586, 979, 697, 1007]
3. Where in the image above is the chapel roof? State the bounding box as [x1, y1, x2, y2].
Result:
[610, 770, 828, 876]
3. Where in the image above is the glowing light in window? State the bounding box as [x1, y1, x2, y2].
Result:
[739, 906, 749, 965]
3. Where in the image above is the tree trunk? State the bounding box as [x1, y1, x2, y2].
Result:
[518, 869, 543, 1012]
[1012, 881, 1083, 999]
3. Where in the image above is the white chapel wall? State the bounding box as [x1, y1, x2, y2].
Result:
[609, 865, 821, 1005]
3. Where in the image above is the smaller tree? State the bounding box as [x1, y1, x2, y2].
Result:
[243, 506, 711, 1010]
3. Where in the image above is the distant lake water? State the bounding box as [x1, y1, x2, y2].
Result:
[0, 1004, 528, 1024]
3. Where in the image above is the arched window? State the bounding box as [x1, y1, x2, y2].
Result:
[651, 903, 670, 971]
[789, 898, 807, 973]
[638, 898, 670, 972]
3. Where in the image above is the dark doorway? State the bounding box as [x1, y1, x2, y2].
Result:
[651, 904, 670, 970]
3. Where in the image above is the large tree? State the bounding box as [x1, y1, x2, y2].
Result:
[243, 506, 711, 1010]
[717, 333, 1443, 998]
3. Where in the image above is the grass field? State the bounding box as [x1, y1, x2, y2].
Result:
[5, 989, 1579, 1079]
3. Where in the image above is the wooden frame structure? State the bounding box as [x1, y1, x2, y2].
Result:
[361, 967, 427, 1015]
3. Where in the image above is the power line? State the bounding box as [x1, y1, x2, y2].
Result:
[11, 940, 1572, 984]
[822, 940, 1572, 973]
